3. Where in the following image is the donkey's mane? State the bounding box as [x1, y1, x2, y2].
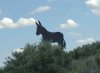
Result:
[41, 25, 50, 33]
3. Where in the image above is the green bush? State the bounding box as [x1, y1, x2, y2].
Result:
[69, 42, 100, 59]
[1, 41, 100, 73]
[2, 41, 71, 73]
[95, 54, 100, 67]
[0, 68, 3, 73]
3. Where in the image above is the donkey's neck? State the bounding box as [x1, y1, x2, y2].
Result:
[41, 28, 51, 36]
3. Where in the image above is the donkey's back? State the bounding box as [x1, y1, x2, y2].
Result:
[51, 32, 64, 40]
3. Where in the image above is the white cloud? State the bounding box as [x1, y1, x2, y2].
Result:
[86, 0, 100, 16]
[0, 17, 36, 29]
[59, 24, 67, 29]
[31, 6, 51, 14]
[13, 48, 24, 53]
[59, 19, 79, 29]
[76, 38, 96, 45]
[0, 18, 15, 28]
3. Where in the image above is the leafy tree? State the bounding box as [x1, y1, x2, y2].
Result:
[0, 67, 3, 73]
[69, 41, 100, 59]
[95, 54, 100, 67]
[1, 41, 100, 73]
[2, 41, 71, 73]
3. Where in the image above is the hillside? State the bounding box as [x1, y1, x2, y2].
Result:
[0, 41, 100, 73]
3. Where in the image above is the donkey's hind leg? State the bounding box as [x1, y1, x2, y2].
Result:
[58, 40, 64, 49]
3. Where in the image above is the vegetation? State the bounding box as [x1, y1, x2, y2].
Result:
[69, 41, 100, 59]
[0, 41, 100, 73]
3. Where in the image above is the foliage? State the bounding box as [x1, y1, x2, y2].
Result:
[1, 41, 100, 73]
[67, 41, 100, 73]
[0, 67, 3, 73]
[95, 54, 100, 67]
[67, 56, 100, 73]
[2, 41, 71, 73]
[69, 41, 100, 59]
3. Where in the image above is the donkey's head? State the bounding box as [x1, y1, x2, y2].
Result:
[35, 20, 44, 35]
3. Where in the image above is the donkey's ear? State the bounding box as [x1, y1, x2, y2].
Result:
[38, 20, 42, 26]
[35, 20, 39, 26]
[35, 20, 42, 26]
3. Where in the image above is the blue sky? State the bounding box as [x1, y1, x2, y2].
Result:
[0, 0, 100, 66]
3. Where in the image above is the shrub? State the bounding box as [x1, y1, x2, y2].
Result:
[95, 54, 100, 67]
[2, 41, 71, 73]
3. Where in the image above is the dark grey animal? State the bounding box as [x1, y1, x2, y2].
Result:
[36, 20, 66, 49]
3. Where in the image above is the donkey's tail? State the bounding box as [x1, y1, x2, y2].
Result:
[63, 39, 66, 49]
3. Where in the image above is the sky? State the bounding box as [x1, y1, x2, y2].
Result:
[0, 0, 100, 67]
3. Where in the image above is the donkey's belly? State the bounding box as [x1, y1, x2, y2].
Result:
[50, 38, 58, 42]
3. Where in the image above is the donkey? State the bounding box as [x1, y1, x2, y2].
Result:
[35, 20, 66, 49]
